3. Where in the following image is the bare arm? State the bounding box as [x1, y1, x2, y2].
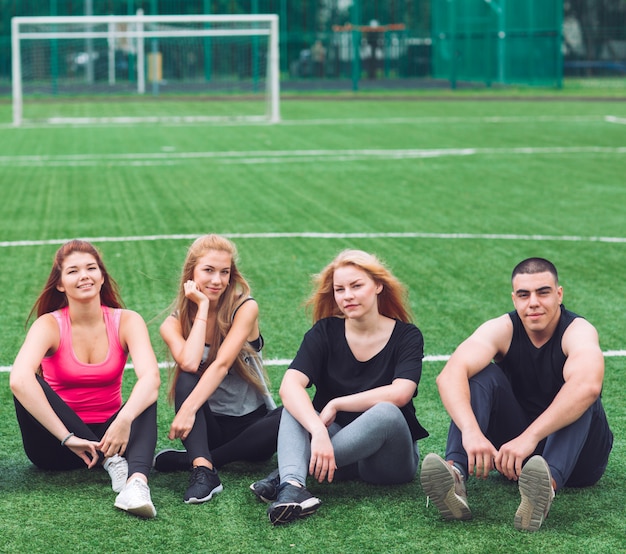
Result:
[318, 378, 416, 428]
[436, 315, 513, 478]
[160, 282, 210, 372]
[98, 310, 161, 458]
[10, 315, 99, 468]
[166, 300, 259, 440]
[495, 318, 604, 481]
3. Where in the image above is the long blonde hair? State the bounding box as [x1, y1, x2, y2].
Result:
[306, 249, 413, 324]
[167, 234, 268, 401]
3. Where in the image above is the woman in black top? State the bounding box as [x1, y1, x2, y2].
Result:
[251, 249, 427, 525]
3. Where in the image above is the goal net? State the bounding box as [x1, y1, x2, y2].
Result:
[11, 12, 280, 126]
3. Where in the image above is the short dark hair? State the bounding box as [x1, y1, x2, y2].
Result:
[511, 257, 558, 284]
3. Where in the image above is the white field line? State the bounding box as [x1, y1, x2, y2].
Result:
[606, 115, 626, 125]
[2, 350, 625, 372]
[2, 232, 626, 248]
[0, 114, 614, 130]
[3, 232, 626, 247]
[1, 145, 625, 167]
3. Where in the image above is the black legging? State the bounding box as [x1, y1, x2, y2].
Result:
[14, 374, 157, 478]
[175, 371, 282, 468]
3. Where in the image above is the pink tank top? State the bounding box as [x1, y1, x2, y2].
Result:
[41, 306, 128, 423]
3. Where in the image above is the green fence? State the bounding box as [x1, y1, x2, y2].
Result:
[432, 0, 562, 87]
[1, 0, 625, 92]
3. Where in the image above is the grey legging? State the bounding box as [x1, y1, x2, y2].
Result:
[277, 401, 419, 487]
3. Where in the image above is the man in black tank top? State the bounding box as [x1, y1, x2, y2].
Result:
[420, 258, 613, 532]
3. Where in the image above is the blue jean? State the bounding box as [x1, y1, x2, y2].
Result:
[277, 401, 419, 487]
[445, 364, 613, 490]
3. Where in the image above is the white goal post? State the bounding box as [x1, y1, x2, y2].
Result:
[11, 12, 280, 126]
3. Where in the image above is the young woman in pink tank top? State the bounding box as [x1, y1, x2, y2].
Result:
[10, 240, 160, 519]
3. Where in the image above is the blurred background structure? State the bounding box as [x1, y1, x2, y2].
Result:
[1, 0, 625, 92]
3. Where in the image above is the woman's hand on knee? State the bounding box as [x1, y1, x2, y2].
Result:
[309, 430, 337, 483]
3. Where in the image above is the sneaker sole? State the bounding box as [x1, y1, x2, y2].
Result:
[153, 449, 189, 472]
[268, 498, 321, 525]
[421, 454, 472, 521]
[114, 500, 157, 519]
[268, 503, 302, 525]
[184, 484, 224, 504]
[515, 456, 553, 532]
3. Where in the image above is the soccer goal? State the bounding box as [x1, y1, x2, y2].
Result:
[11, 12, 280, 126]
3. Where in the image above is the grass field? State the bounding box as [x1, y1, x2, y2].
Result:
[0, 83, 625, 553]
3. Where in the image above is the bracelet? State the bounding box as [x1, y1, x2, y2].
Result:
[60, 432, 74, 446]
[195, 317, 207, 323]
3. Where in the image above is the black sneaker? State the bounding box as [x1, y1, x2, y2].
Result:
[153, 449, 190, 472]
[250, 469, 280, 503]
[184, 466, 223, 504]
[267, 482, 321, 525]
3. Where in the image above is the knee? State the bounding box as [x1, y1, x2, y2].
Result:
[137, 401, 158, 422]
[368, 402, 404, 424]
[175, 372, 199, 405]
[280, 407, 301, 427]
[469, 363, 509, 391]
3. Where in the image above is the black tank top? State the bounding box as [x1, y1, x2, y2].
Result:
[498, 305, 579, 421]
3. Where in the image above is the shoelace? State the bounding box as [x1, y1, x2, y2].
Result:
[127, 478, 150, 501]
[190, 467, 211, 485]
[107, 457, 127, 481]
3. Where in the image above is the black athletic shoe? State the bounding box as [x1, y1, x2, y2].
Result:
[250, 469, 280, 503]
[267, 482, 321, 525]
[184, 466, 223, 504]
[153, 449, 190, 472]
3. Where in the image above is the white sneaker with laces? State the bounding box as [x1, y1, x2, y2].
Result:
[103, 454, 128, 493]
[114, 477, 157, 519]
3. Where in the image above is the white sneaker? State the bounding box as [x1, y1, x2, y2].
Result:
[114, 477, 157, 519]
[103, 455, 128, 493]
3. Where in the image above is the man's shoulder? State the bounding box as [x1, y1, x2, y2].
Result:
[480, 312, 515, 333]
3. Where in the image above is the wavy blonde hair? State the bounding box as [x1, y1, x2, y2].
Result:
[167, 234, 268, 401]
[306, 249, 413, 323]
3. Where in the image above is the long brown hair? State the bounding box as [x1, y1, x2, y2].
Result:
[28, 240, 123, 322]
[167, 234, 268, 401]
[306, 249, 413, 324]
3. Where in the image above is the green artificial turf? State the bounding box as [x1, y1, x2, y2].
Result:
[0, 86, 624, 552]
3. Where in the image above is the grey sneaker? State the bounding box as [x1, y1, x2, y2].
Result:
[103, 454, 128, 493]
[420, 453, 472, 521]
[114, 477, 156, 518]
[515, 455, 555, 532]
[250, 469, 280, 503]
